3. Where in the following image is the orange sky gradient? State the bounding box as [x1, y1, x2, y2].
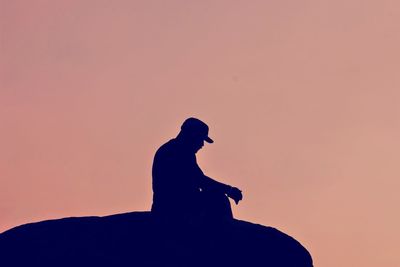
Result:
[1, 1, 400, 266]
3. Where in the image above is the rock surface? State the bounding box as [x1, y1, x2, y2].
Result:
[0, 211, 312, 267]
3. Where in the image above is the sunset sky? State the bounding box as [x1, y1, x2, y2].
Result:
[1, 1, 400, 266]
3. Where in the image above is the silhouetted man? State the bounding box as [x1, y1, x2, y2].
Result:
[151, 118, 243, 222]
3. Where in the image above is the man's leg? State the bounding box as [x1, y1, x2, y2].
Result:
[200, 189, 233, 220]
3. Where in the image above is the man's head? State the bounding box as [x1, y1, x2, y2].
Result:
[177, 117, 213, 153]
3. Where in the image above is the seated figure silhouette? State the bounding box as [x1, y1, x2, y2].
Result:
[151, 117, 243, 222]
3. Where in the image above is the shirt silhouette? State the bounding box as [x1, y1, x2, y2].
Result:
[151, 118, 242, 221]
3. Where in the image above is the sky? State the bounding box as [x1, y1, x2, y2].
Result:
[1, 1, 400, 266]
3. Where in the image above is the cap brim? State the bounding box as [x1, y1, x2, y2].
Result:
[205, 136, 214, 143]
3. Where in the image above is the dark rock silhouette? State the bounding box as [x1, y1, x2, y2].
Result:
[0, 211, 313, 267]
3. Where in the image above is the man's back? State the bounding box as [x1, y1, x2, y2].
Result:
[151, 139, 203, 216]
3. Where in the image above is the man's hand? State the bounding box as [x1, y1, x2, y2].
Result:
[227, 187, 243, 205]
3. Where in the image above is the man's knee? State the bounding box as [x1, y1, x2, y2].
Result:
[201, 190, 233, 219]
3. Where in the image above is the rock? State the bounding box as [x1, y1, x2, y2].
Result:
[0, 211, 313, 267]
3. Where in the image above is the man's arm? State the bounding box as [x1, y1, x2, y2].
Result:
[199, 175, 243, 204]
[192, 156, 243, 204]
[191, 159, 230, 193]
[200, 175, 232, 194]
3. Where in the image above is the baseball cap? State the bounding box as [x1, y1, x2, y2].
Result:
[181, 117, 214, 143]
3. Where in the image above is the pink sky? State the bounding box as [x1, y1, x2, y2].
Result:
[1, 1, 400, 266]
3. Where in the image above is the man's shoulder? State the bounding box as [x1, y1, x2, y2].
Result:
[155, 139, 178, 156]
[158, 139, 176, 150]
[155, 138, 194, 160]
